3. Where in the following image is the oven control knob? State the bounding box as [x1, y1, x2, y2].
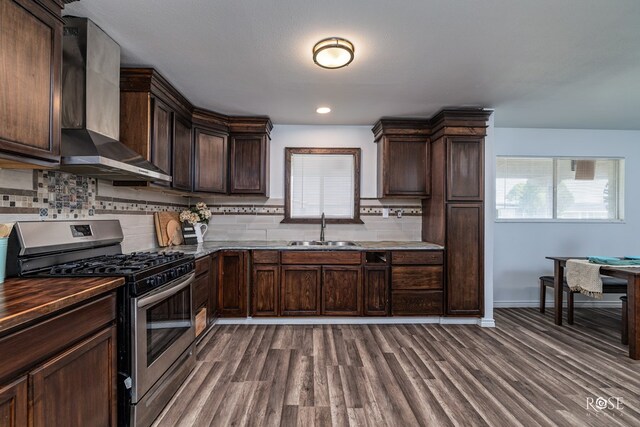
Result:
[146, 277, 155, 288]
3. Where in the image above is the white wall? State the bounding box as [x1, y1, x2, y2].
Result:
[269, 125, 377, 199]
[493, 128, 640, 307]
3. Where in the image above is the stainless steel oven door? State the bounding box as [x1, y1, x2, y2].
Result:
[131, 272, 195, 402]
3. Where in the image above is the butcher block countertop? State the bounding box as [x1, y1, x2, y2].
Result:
[0, 276, 125, 335]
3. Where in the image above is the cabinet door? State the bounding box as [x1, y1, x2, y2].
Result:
[29, 326, 117, 427]
[0, 0, 61, 164]
[229, 135, 269, 195]
[322, 266, 362, 316]
[194, 128, 228, 193]
[447, 203, 483, 315]
[364, 266, 389, 316]
[382, 137, 429, 197]
[151, 98, 172, 181]
[172, 116, 192, 191]
[446, 138, 483, 201]
[193, 273, 210, 311]
[0, 376, 27, 427]
[209, 253, 219, 324]
[218, 251, 247, 317]
[252, 265, 279, 316]
[280, 266, 321, 316]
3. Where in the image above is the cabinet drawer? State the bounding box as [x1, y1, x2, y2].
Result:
[0, 293, 116, 382]
[392, 266, 443, 290]
[391, 251, 443, 265]
[392, 290, 443, 315]
[195, 256, 211, 276]
[193, 274, 210, 309]
[252, 250, 279, 264]
[281, 251, 361, 265]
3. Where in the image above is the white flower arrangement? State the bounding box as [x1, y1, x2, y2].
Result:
[180, 202, 212, 225]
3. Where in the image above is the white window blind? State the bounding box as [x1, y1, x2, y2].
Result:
[290, 154, 355, 218]
[496, 157, 624, 221]
[496, 157, 553, 219]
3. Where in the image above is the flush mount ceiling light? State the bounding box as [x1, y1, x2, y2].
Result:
[313, 37, 354, 69]
[316, 107, 331, 114]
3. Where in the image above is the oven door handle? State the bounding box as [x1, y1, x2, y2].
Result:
[137, 272, 196, 308]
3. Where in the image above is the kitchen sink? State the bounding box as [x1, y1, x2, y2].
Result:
[288, 240, 324, 246]
[323, 241, 359, 246]
[288, 240, 359, 247]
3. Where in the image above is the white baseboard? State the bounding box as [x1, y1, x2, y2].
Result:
[494, 301, 623, 308]
[478, 318, 496, 328]
[216, 317, 483, 326]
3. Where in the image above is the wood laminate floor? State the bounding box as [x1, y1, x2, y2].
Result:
[154, 308, 640, 426]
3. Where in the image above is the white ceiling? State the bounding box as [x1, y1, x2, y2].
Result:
[65, 0, 640, 129]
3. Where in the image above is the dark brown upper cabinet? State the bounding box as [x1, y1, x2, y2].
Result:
[372, 119, 431, 198]
[120, 68, 193, 189]
[172, 116, 193, 191]
[228, 117, 272, 196]
[0, 0, 62, 167]
[446, 137, 484, 201]
[229, 134, 269, 195]
[193, 128, 228, 193]
[151, 98, 172, 185]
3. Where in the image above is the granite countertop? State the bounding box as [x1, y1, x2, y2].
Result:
[159, 241, 444, 258]
[0, 276, 125, 335]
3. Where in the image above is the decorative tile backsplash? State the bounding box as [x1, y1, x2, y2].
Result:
[0, 170, 187, 220]
[39, 171, 94, 211]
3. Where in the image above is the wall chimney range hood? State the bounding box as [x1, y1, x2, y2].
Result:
[60, 17, 171, 183]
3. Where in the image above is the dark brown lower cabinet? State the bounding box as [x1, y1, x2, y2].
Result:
[446, 203, 483, 315]
[252, 265, 279, 316]
[392, 291, 443, 316]
[193, 272, 210, 337]
[209, 253, 219, 323]
[280, 266, 321, 316]
[0, 292, 118, 426]
[364, 266, 389, 316]
[322, 266, 362, 316]
[218, 251, 247, 317]
[0, 376, 27, 427]
[29, 326, 117, 426]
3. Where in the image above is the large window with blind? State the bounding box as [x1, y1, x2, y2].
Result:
[284, 147, 361, 223]
[496, 157, 624, 221]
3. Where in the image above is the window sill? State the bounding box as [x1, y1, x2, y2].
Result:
[281, 218, 364, 225]
[495, 219, 625, 224]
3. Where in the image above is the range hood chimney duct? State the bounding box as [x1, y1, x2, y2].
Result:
[60, 17, 171, 183]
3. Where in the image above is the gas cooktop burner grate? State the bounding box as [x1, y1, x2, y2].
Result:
[47, 251, 186, 275]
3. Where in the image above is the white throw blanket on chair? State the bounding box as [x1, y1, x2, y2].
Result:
[566, 259, 603, 299]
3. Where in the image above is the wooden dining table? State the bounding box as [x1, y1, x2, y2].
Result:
[546, 256, 640, 359]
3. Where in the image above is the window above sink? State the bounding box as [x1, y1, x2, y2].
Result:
[283, 147, 363, 224]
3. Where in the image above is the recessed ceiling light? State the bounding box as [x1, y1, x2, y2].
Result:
[313, 37, 354, 69]
[316, 107, 331, 114]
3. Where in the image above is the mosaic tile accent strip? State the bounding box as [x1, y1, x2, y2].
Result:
[205, 205, 422, 216]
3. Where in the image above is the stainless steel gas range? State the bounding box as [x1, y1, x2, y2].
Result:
[7, 220, 196, 427]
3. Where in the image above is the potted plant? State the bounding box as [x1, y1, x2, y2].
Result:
[180, 202, 211, 243]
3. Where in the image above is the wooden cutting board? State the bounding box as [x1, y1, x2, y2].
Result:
[154, 212, 181, 247]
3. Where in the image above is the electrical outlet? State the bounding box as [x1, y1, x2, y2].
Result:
[382, 208, 389, 218]
[396, 209, 403, 219]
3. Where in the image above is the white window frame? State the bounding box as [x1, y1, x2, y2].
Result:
[495, 156, 625, 223]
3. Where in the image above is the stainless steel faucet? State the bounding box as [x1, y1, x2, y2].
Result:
[320, 212, 326, 242]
